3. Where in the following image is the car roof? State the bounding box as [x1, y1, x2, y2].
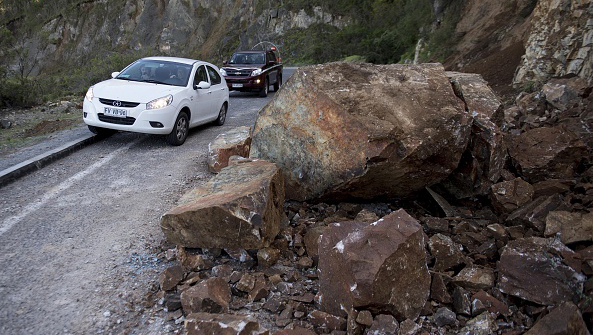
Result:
[141, 56, 203, 66]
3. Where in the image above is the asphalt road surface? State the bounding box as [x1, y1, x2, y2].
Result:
[0, 68, 295, 335]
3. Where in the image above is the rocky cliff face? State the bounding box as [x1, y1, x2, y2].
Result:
[514, 0, 593, 86]
[12, 0, 347, 74]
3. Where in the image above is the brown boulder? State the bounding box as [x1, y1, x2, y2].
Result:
[507, 125, 588, 183]
[161, 160, 284, 249]
[318, 209, 430, 320]
[159, 265, 184, 291]
[181, 277, 231, 314]
[524, 301, 590, 335]
[250, 62, 471, 201]
[451, 266, 495, 291]
[207, 126, 252, 173]
[185, 312, 268, 335]
[307, 310, 347, 332]
[498, 237, 585, 305]
[440, 72, 506, 198]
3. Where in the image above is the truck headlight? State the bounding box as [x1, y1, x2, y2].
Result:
[250, 69, 262, 77]
[146, 95, 173, 110]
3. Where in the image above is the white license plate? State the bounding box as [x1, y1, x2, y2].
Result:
[232, 83, 243, 88]
[103, 107, 127, 118]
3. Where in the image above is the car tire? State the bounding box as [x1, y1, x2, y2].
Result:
[273, 74, 282, 92]
[166, 111, 189, 146]
[214, 103, 227, 126]
[259, 78, 268, 97]
[88, 125, 116, 137]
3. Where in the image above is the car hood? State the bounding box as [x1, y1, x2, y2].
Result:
[93, 79, 185, 103]
[224, 64, 263, 70]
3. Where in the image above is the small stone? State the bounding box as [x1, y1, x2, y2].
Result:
[399, 319, 420, 335]
[258, 247, 281, 267]
[269, 274, 282, 285]
[297, 256, 314, 269]
[434, 307, 456, 327]
[159, 265, 185, 291]
[308, 310, 347, 332]
[471, 298, 487, 317]
[355, 310, 373, 326]
[452, 266, 495, 290]
[366, 314, 399, 335]
[211, 264, 233, 279]
[453, 286, 472, 316]
[458, 312, 498, 335]
[236, 273, 256, 292]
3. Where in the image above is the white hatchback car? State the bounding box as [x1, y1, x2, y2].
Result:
[83, 57, 229, 145]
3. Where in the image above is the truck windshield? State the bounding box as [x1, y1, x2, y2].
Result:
[230, 53, 265, 65]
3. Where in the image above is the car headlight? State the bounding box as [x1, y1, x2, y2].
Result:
[250, 69, 262, 77]
[146, 95, 173, 110]
[220, 68, 227, 76]
[85, 87, 94, 102]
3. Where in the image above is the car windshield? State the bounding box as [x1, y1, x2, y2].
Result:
[115, 60, 192, 87]
[229, 53, 265, 65]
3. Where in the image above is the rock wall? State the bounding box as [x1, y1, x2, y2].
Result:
[10, 0, 348, 74]
[514, 0, 593, 86]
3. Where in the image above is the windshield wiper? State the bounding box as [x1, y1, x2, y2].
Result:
[142, 79, 168, 85]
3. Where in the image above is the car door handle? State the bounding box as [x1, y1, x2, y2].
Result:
[207, 91, 213, 94]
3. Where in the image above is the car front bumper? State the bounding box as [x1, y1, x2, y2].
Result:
[83, 98, 177, 135]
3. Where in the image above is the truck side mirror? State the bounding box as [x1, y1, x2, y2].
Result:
[223, 60, 228, 66]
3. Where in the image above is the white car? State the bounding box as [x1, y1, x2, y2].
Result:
[83, 57, 229, 145]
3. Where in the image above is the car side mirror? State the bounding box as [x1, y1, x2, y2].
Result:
[111, 72, 120, 78]
[194, 81, 211, 90]
[223, 60, 228, 65]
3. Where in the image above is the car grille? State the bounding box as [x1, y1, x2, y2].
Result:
[226, 69, 253, 77]
[98, 114, 136, 125]
[99, 98, 140, 108]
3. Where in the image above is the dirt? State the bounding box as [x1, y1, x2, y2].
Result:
[0, 100, 85, 156]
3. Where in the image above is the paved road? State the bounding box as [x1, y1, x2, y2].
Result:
[0, 68, 295, 335]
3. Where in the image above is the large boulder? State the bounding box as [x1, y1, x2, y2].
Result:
[317, 209, 430, 320]
[506, 125, 589, 183]
[161, 160, 284, 249]
[439, 72, 506, 199]
[207, 126, 252, 173]
[498, 237, 585, 305]
[250, 62, 471, 201]
[545, 211, 593, 245]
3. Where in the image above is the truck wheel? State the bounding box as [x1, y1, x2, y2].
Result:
[259, 78, 268, 97]
[273, 74, 282, 92]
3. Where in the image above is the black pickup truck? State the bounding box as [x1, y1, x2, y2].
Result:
[220, 48, 283, 97]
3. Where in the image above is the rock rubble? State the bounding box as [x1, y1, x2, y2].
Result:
[157, 63, 593, 334]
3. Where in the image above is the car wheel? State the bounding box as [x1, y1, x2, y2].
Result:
[214, 103, 227, 126]
[273, 74, 282, 92]
[166, 111, 189, 146]
[88, 125, 116, 137]
[259, 78, 268, 97]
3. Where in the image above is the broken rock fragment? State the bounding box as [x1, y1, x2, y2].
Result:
[181, 278, 231, 314]
[185, 312, 268, 335]
[498, 237, 585, 305]
[207, 126, 252, 173]
[161, 160, 284, 249]
[490, 177, 534, 214]
[524, 301, 590, 335]
[318, 209, 430, 320]
[545, 211, 593, 244]
[250, 62, 471, 201]
[428, 233, 467, 272]
[507, 125, 588, 183]
[440, 72, 506, 199]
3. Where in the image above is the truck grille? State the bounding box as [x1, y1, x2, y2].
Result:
[99, 98, 140, 108]
[226, 69, 253, 77]
[98, 114, 136, 125]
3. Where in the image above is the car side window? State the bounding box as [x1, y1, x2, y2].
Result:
[194, 65, 208, 86]
[206, 66, 222, 85]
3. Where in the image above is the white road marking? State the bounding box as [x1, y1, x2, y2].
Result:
[0, 140, 139, 236]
